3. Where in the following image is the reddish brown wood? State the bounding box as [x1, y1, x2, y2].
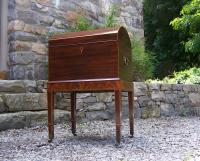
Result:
[48, 27, 134, 145]
[128, 91, 134, 137]
[48, 27, 132, 82]
[48, 41, 118, 81]
[71, 92, 76, 136]
[49, 27, 118, 45]
[48, 79, 133, 92]
[115, 90, 122, 145]
[48, 91, 54, 142]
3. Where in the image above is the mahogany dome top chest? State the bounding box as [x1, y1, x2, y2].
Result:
[47, 27, 134, 145]
[48, 26, 133, 82]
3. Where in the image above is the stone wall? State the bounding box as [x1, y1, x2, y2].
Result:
[0, 81, 200, 130]
[7, 0, 144, 80]
[135, 82, 200, 118]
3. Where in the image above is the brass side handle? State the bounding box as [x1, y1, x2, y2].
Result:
[123, 56, 129, 65]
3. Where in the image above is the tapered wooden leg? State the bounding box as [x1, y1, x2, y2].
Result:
[128, 91, 134, 137]
[115, 90, 122, 146]
[48, 91, 54, 142]
[71, 92, 77, 136]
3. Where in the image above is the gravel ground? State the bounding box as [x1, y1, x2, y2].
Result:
[0, 117, 200, 161]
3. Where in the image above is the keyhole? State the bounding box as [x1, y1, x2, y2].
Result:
[80, 46, 84, 54]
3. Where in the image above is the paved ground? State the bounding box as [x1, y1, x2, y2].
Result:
[0, 117, 200, 161]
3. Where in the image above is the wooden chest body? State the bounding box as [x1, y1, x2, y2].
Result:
[47, 27, 134, 145]
[48, 27, 132, 82]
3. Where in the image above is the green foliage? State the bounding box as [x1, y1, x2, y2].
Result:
[180, 107, 190, 117]
[144, 0, 190, 78]
[131, 39, 154, 80]
[68, 16, 95, 32]
[102, 5, 120, 28]
[147, 67, 200, 84]
[171, 0, 200, 54]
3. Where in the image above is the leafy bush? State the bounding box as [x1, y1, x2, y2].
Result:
[131, 39, 154, 81]
[102, 5, 120, 28]
[147, 67, 200, 84]
[144, 0, 187, 78]
[170, 0, 200, 53]
[68, 16, 95, 32]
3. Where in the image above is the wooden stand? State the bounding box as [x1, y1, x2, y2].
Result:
[48, 79, 134, 145]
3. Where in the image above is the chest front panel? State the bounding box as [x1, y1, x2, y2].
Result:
[49, 41, 118, 81]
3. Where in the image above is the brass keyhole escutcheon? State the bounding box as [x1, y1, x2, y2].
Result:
[123, 56, 129, 65]
[80, 46, 84, 54]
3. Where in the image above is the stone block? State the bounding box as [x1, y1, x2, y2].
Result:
[55, 95, 84, 110]
[52, 10, 67, 20]
[10, 65, 25, 79]
[141, 106, 160, 119]
[135, 102, 142, 118]
[0, 112, 27, 130]
[8, 20, 25, 31]
[23, 80, 37, 93]
[9, 31, 38, 42]
[9, 52, 35, 65]
[40, 15, 54, 25]
[34, 63, 48, 80]
[172, 84, 183, 91]
[86, 102, 106, 111]
[17, 10, 39, 24]
[160, 103, 176, 116]
[36, 0, 50, 5]
[10, 40, 32, 52]
[55, 98, 70, 110]
[60, 93, 70, 99]
[192, 107, 200, 116]
[59, 1, 76, 12]
[24, 24, 46, 35]
[122, 92, 128, 97]
[32, 43, 47, 55]
[179, 97, 190, 106]
[183, 85, 197, 92]
[148, 83, 160, 91]
[0, 96, 6, 113]
[0, 80, 25, 93]
[29, 109, 70, 126]
[137, 96, 151, 107]
[86, 111, 112, 121]
[93, 93, 113, 103]
[0, 110, 70, 130]
[189, 93, 200, 106]
[161, 84, 172, 91]
[53, 19, 66, 29]
[15, 0, 31, 8]
[165, 93, 178, 104]
[3, 93, 47, 112]
[36, 80, 47, 93]
[177, 92, 186, 99]
[31, 2, 49, 13]
[151, 91, 165, 101]
[122, 6, 137, 15]
[83, 96, 97, 103]
[77, 93, 91, 99]
[134, 82, 148, 96]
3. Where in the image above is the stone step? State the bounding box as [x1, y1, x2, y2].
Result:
[0, 109, 70, 131]
[0, 93, 47, 112]
[0, 80, 47, 93]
